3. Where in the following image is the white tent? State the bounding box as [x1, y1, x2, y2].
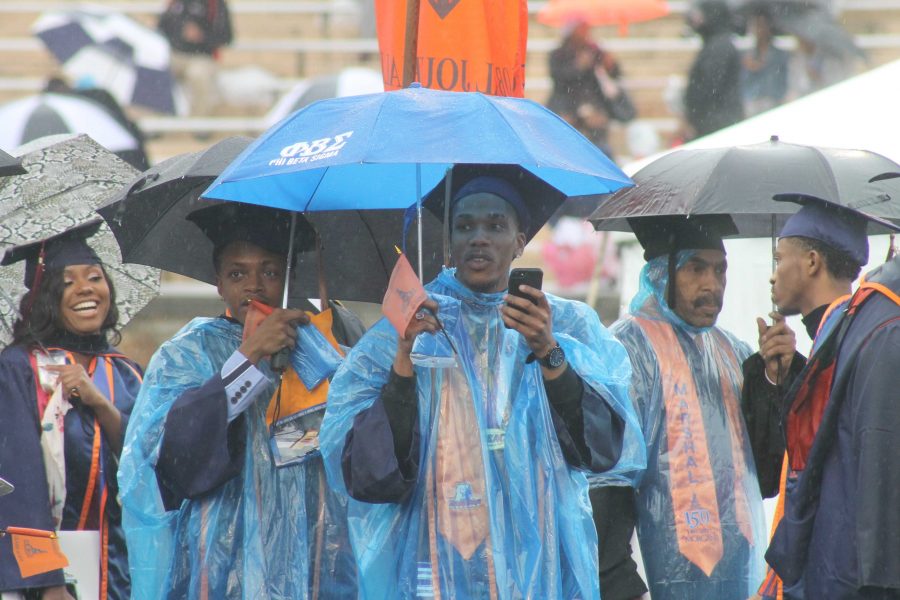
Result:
[618, 58, 900, 354]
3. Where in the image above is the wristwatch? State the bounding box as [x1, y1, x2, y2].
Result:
[527, 342, 565, 369]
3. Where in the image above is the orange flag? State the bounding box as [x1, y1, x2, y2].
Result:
[375, 0, 528, 97]
[7, 527, 69, 578]
[383, 253, 428, 335]
[242, 299, 274, 343]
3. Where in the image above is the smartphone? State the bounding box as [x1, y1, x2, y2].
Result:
[508, 268, 543, 305]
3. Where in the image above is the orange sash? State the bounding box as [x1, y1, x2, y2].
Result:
[638, 319, 753, 576]
[638, 318, 722, 576]
[435, 368, 489, 561]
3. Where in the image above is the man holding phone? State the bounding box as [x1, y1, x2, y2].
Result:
[321, 172, 645, 599]
[593, 215, 768, 600]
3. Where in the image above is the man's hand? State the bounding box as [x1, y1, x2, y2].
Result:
[501, 286, 565, 379]
[394, 298, 440, 377]
[757, 311, 796, 385]
[239, 308, 309, 365]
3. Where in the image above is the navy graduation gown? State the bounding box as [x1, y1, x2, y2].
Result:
[0, 344, 140, 599]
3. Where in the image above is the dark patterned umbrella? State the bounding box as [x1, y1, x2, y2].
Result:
[0, 134, 159, 344]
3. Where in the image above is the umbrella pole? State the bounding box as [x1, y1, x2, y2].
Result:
[402, 0, 420, 87]
[282, 212, 297, 309]
[316, 232, 329, 307]
[417, 163, 424, 281]
[771, 214, 776, 312]
[271, 213, 298, 372]
[443, 167, 452, 266]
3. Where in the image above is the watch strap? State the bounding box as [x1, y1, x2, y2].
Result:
[526, 342, 562, 367]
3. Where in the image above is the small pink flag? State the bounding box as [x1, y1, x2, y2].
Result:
[382, 253, 428, 334]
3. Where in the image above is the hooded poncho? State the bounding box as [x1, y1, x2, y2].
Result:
[118, 317, 355, 599]
[320, 268, 645, 599]
[610, 252, 766, 600]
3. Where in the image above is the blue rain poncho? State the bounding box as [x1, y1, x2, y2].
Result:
[610, 253, 766, 600]
[118, 317, 354, 599]
[320, 268, 645, 599]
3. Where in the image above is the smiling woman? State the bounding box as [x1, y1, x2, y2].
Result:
[0, 222, 142, 599]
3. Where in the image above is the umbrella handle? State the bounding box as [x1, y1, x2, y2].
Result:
[271, 348, 290, 372]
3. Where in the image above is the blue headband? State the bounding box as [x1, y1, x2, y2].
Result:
[453, 176, 530, 234]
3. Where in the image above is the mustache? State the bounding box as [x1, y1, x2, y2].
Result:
[693, 294, 723, 310]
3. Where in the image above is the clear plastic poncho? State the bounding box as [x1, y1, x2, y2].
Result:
[610, 253, 766, 600]
[118, 317, 355, 599]
[320, 268, 645, 599]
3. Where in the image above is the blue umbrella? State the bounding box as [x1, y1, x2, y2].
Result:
[202, 84, 632, 288]
[204, 84, 631, 211]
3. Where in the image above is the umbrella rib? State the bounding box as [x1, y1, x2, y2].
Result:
[481, 97, 533, 166]
[810, 146, 842, 202]
[117, 183, 204, 261]
[359, 210, 390, 279]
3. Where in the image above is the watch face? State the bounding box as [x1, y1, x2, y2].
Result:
[545, 345, 565, 369]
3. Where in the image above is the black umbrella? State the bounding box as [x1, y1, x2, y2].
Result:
[780, 9, 865, 61]
[0, 148, 25, 177]
[589, 137, 900, 237]
[97, 137, 444, 303]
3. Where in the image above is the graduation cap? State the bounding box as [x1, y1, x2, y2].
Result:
[422, 164, 567, 244]
[187, 203, 316, 265]
[1, 220, 103, 290]
[628, 214, 739, 261]
[775, 192, 900, 266]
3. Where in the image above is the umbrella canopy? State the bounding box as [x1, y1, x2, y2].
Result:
[0, 148, 26, 177]
[204, 85, 632, 213]
[0, 93, 142, 156]
[780, 9, 864, 60]
[98, 137, 444, 303]
[590, 136, 900, 237]
[0, 134, 160, 344]
[33, 7, 184, 115]
[203, 85, 631, 289]
[265, 67, 384, 127]
[538, 0, 670, 33]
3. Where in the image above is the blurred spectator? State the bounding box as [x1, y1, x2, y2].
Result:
[158, 0, 233, 116]
[542, 217, 620, 297]
[44, 76, 149, 170]
[741, 6, 790, 116]
[546, 21, 636, 158]
[789, 29, 860, 98]
[683, 1, 744, 139]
